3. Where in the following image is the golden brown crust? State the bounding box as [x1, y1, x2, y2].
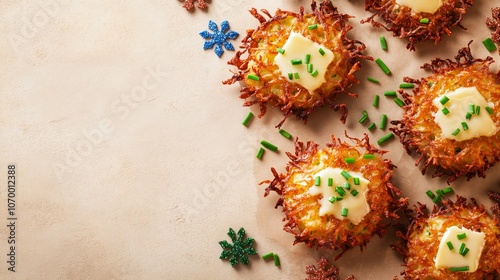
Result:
[396, 197, 500, 279]
[263, 134, 407, 258]
[391, 43, 500, 184]
[223, 1, 370, 128]
[305, 256, 356, 280]
[487, 7, 500, 52]
[363, 0, 473, 51]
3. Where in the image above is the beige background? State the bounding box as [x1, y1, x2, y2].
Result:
[0, 0, 499, 279]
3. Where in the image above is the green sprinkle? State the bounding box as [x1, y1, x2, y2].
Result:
[294, 72, 300, 80]
[367, 77, 379, 83]
[373, 95, 380, 108]
[461, 122, 469, 131]
[262, 252, 274, 260]
[426, 190, 436, 199]
[457, 233, 466, 240]
[440, 96, 450, 105]
[380, 36, 388, 50]
[343, 182, 351, 190]
[380, 114, 388, 129]
[442, 187, 453, 194]
[315, 176, 321, 186]
[305, 54, 311, 64]
[394, 97, 405, 107]
[288, 73, 293, 80]
[442, 108, 450, 115]
[345, 157, 356, 164]
[273, 254, 280, 266]
[351, 190, 359, 197]
[449, 266, 469, 272]
[363, 154, 375, 159]
[353, 177, 360, 185]
[242, 112, 254, 127]
[377, 133, 394, 145]
[446, 241, 454, 250]
[308, 24, 318, 30]
[475, 105, 480, 116]
[329, 196, 336, 203]
[461, 248, 470, 257]
[311, 69, 319, 77]
[399, 83, 414, 89]
[375, 58, 391, 75]
[452, 128, 460, 136]
[341, 208, 349, 217]
[319, 48, 325, 56]
[486, 106, 494, 115]
[328, 178, 333, 186]
[279, 129, 292, 139]
[459, 243, 466, 254]
[420, 18, 430, 24]
[469, 104, 475, 114]
[291, 59, 302, 65]
[483, 38, 497, 52]
[307, 63, 313, 73]
[256, 148, 265, 159]
[276, 48, 285, 55]
[335, 186, 346, 197]
[368, 122, 376, 131]
[261, 140, 278, 152]
[384, 91, 397, 97]
[341, 171, 351, 180]
[248, 74, 260, 81]
[466, 112, 472, 120]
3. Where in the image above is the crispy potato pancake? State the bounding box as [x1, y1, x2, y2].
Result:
[263, 134, 407, 258]
[391, 44, 500, 184]
[223, 1, 370, 128]
[363, 0, 473, 51]
[396, 197, 500, 279]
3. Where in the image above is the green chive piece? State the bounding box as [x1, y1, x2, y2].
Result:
[461, 122, 469, 131]
[380, 36, 388, 50]
[394, 97, 405, 107]
[442, 108, 450, 115]
[449, 266, 469, 272]
[319, 48, 325, 56]
[273, 254, 280, 266]
[428, 81, 434, 87]
[469, 104, 475, 114]
[375, 58, 391, 75]
[459, 243, 466, 254]
[308, 24, 318, 30]
[315, 176, 321, 186]
[442, 187, 453, 195]
[461, 248, 470, 257]
[261, 140, 278, 152]
[262, 252, 274, 260]
[420, 18, 430, 24]
[345, 157, 356, 164]
[341, 171, 351, 180]
[311, 69, 319, 77]
[452, 128, 461, 136]
[367, 77, 379, 83]
[368, 123, 376, 131]
[359, 112, 369, 123]
[446, 241, 454, 250]
[248, 74, 260, 81]
[377, 133, 394, 145]
[328, 178, 333, 186]
[277, 48, 285, 55]
[353, 177, 360, 185]
[341, 208, 348, 217]
[399, 83, 414, 89]
[426, 190, 436, 199]
[373, 95, 380, 108]
[336, 186, 346, 197]
[291, 59, 302, 65]
[288, 73, 293, 80]
[305, 54, 311, 64]
[436, 189, 444, 197]
[475, 105, 481, 116]
[351, 190, 359, 197]
[307, 63, 313, 73]
[439, 96, 450, 105]
[380, 114, 388, 129]
[363, 154, 375, 159]
[483, 38, 497, 52]
[294, 72, 300, 79]
[242, 112, 254, 126]
[335, 197, 343, 201]
[279, 129, 292, 139]
[457, 233, 467, 240]
[466, 112, 472, 120]
[433, 195, 442, 204]
[384, 91, 397, 97]
[256, 148, 265, 159]
[343, 182, 351, 190]
[329, 196, 336, 203]
[486, 106, 494, 115]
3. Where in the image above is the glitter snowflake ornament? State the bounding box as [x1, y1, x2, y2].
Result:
[219, 227, 257, 267]
[200, 20, 239, 58]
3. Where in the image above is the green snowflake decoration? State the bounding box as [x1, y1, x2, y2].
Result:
[219, 227, 257, 267]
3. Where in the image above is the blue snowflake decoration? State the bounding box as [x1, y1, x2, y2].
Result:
[200, 20, 239, 58]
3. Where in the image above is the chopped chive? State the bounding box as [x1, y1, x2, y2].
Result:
[459, 243, 466, 254]
[368, 123, 376, 131]
[328, 178, 333, 186]
[353, 177, 360, 185]
[343, 182, 351, 190]
[373, 95, 380, 108]
[457, 233, 466, 240]
[432, 195, 442, 204]
[242, 112, 254, 126]
[329, 196, 336, 203]
[291, 59, 302, 65]
[442, 187, 453, 194]
[420, 18, 430, 24]
[466, 112, 472, 120]
[394, 97, 405, 107]
[308, 24, 318, 30]
[375, 58, 391, 75]
[428, 81, 434, 87]
[359, 112, 369, 123]
[486, 106, 494, 115]
[247, 74, 260, 81]
[469, 104, 475, 114]
[262, 252, 274, 260]
[345, 157, 356, 164]
[384, 91, 397, 97]
[439, 96, 450, 105]
[307, 63, 313, 73]
[318, 48, 325, 56]
[380, 36, 388, 50]
[315, 176, 321, 186]
[426, 190, 436, 199]
[351, 190, 359, 197]
[377, 133, 394, 145]
[461, 122, 469, 131]
[311, 69, 319, 77]
[475, 105, 480, 115]
[288, 73, 293, 80]
[261, 140, 278, 152]
[446, 241, 454, 250]
[461, 248, 470, 257]
[452, 128, 461, 136]
[305, 54, 311, 64]
[256, 148, 265, 159]
[294, 72, 300, 79]
[449, 266, 469, 272]
[341, 208, 349, 217]
[399, 83, 414, 89]
[436, 189, 444, 197]
[367, 77, 379, 83]
[335, 197, 343, 201]
[442, 108, 450, 115]
[277, 48, 285, 55]
[483, 38, 497, 52]
[279, 129, 292, 139]
[380, 114, 388, 129]
[363, 154, 375, 159]
[335, 186, 346, 196]
[273, 254, 280, 266]
[341, 171, 351, 180]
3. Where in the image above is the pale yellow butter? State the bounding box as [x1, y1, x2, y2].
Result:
[396, 0, 443, 14]
[435, 226, 485, 272]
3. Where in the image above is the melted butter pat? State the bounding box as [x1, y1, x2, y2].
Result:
[435, 226, 486, 272]
[308, 167, 369, 225]
[433, 87, 497, 141]
[396, 0, 443, 14]
[274, 32, 334, 92]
